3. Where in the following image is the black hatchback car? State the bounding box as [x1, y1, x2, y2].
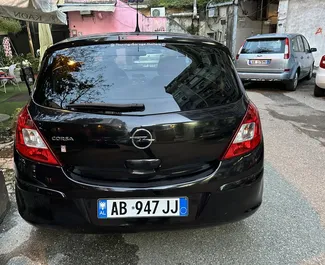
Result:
[14, 33, 264, 232]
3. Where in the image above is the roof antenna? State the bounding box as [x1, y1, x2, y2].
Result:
[135, 0, 140, 33]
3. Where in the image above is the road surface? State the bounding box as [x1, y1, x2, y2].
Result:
[1, 79, 325, 265]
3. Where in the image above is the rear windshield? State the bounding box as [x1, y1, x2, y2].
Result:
[34, 43, 241, 115]
[242, 39, 285, 54]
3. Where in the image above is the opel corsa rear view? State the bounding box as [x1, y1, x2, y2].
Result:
[14, 33, 264, 231]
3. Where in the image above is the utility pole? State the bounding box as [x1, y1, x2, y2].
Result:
[192, 0, 199, 35]
[193, 0, 198, 17]
[231, 0, 239, 58]
[26, 22, 35, 58]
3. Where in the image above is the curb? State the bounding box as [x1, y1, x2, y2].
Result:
[0, 170, 10, 224]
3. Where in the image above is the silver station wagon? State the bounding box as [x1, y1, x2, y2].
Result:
[235, 33, 317, 91]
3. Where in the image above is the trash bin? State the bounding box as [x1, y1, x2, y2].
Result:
[0, 170, 10, 224]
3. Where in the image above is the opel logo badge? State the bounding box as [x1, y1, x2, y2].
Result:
[130, 128, 155, 150]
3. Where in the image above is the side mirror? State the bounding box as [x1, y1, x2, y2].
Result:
[310, 48, 317, 53]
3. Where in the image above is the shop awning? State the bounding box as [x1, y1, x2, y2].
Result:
[0, 0, 67, 25]
[59, 4, 116, 12]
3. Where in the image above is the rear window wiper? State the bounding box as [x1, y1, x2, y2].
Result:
[66, 103, 145, 112]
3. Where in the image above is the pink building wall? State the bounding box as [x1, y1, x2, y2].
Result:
[68, 0, 167, 36]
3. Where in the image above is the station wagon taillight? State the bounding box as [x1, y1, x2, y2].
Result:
[236, 42, 245, 60]
[15, 106, 61, 166]
[221, 103, 262, 160]
[284, 38, 290, 59]
[320, 55, 325, 69]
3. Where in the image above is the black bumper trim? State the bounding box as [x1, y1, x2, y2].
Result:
[16, 178, 66, 198]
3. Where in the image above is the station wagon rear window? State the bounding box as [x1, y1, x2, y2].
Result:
[241, 39, 285, 54]
[34, 43, 241, 115]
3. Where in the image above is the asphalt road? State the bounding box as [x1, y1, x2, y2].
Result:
[1, 79, 325, 265]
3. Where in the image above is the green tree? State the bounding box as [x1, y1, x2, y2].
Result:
[0, 17, 22, 34]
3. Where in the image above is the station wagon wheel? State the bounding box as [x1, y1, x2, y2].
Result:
[286, 72, 298, 91]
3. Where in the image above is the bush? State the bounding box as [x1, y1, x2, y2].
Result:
[0, 53, 40, 74]
[0, 18, 21, 34]
[10, 107, 22, 133]
[25, 53, 40, 73]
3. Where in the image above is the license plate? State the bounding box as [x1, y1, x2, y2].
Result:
[97, 197, 188, 219]
[249, 59, 271, 65]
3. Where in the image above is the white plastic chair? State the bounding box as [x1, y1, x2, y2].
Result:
[0, 70, 13, 94]
[8, 64, 21, 91]
[0, 78, 8, 93]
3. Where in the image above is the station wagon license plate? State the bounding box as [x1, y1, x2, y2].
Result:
[249, 59, 271, 65]
[97, 197, 189, 219]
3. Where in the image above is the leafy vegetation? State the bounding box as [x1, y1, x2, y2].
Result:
[0, 84, 28, 135]
[148, 0, 229, 8]
[10, 107, 22, 132]
[0, 51, 40, 73]
[0, 17, 21, 34]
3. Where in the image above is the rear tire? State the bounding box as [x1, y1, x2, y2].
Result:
[314, 85, 324, 97]
[306, 65, 314, 80]
[286, 72, 298, 91]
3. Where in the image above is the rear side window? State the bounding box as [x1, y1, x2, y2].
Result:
[292, 37, 304, 52]
[292, 38, 299, 52]
[34, 43, 241, 115]
[241, 39, 285, 54]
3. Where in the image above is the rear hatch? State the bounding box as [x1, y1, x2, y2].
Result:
[31, 40, 246, 184]
[236, 38, 286, 73]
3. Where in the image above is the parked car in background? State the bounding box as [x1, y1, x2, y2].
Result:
[14, 32, 264, 232]
[315, 55, 325, 97]
[235, 33, 317, 91]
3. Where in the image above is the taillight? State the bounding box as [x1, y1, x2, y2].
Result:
[320, 55, 325, 69]
[221, 103, 262, 160]
[236, 42, 245, 60]
[284, 38, 290, 59]
[15, 106, 61, 166]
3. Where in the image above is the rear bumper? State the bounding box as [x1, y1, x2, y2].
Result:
[14, 144, 264, 233]
[316, 69, 325, 89]
[238, 71, 291, 82]
[16, 176, 263, 232]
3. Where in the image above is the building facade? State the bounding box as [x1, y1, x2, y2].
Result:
[59, 0, 185, 37]
[58, 0, 325, 67]
[277, 0, 325, 66]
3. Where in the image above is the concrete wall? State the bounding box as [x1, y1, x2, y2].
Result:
[205, 0, 275, 55]
[166, 18, 188, 33]
[235, 0, 271, 54]
[277, 0, 325, 66]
